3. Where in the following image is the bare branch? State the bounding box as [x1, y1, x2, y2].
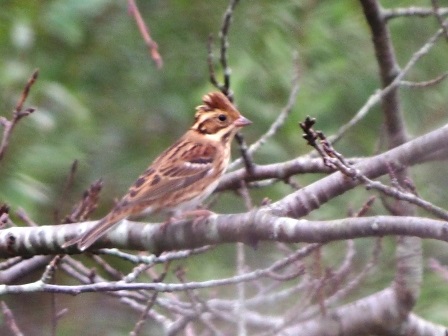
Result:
[234, 132, 256, 175]
[1, 301, 24, 336]
[302, 121, 448, 220]
[129, 292, 159, 336]
[207, 35, 224, 91]
[384, 6, 448, 20]
[127, 0, 163, 68]
[130, 263, 169, 336]
[62, 178, 103, 224]
[2, 214, 448, 260]
[219, 0, 240, 97]
[0, 256, 52, 284]
[0, 244, 319, 294]
[229, 54, 301, 171]
[0, 69, 38, 161]
[41, 255, 63, 284]
[219, 156, 359, 192]
[16, 207, 38, 227]
[206, 0, 256, 176]
[431, 0, 448, 40]
[329, 20, 446, 144]
[428, 258, 448, 282]
[272, 123, 448, 218]
[400, 71, 448, 88]
[54, 159, 78, 223]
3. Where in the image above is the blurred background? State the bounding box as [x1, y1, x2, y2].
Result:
[1, 0, 448, 334]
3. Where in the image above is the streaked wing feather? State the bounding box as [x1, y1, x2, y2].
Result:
[120, 140, 217, 206]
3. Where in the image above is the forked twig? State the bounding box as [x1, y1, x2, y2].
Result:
[329, 22, 447, 145]
[300, 117, 448, 221]
[431, 0, 448, 40]
[62, 179, 103, 224]
[0, 69, 39, 161]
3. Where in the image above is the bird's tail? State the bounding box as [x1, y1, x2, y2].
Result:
[62, 211, 125, 251]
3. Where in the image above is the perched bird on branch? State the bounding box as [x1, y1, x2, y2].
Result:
[63, 92, 251, 251]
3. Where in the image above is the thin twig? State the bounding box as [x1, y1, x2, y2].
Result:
[129, 292, 159, 336]
[229, 53, 301, 171]
[16, 207, 38, 227]
[174, 266, 224, 336]
[221, 0, 255, 175]
[296, 238, 382, 323]
[207, 35, 224, 91]
[62, 178, 103, 224]
[207, 0, 255, 175]
[383, 6, 448, 21]
[1, 244, 322, 295]
[1, 301, 24, 336]
[234, 132, 256, 175]
[41, 255, 63, 284]
[219, 0, 240, 97]
[0, 204, 10, 229]
[61, 255, 170, 330]
[259, 242, 354, 336]
[51, 287, 57, 336]
[328, 21, 446, 145]
[54, 159, 78, 223]
[353, 196, 376, 217]
[128, 0, 163, 69]
[91, 255, 123, 280]
[428, 258, 448, 282]
[236, 180, 252, 336]
[431, 0, 448, 40]
[400, 72, 448, 88]
[0, 69, 38, 161]
[130, 262, 170, 336]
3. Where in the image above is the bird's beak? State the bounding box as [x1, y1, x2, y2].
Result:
[234, 115, 252, 127]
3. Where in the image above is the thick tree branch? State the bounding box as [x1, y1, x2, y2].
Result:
[283, 288, 447, 336]
[270, 123, 448, 218]
[360, 0, 426, 321]
[360, 0, 405, 147]
[1, 215, 448, 258]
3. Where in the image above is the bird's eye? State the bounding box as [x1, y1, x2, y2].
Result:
[218, 114, 227, 122]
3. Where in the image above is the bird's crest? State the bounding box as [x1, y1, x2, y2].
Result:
[196, 92, 238, 114]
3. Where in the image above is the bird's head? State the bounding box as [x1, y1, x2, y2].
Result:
[192, 92, 252, 142]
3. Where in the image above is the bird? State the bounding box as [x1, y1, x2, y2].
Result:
[62, 91, 252, 251]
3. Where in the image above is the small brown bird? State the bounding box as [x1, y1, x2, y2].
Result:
[63, 92, 251, 251]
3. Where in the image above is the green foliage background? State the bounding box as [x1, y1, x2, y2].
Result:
[1, 0, 448, 334]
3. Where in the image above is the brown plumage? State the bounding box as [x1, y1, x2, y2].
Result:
[62, 92, 251, 251]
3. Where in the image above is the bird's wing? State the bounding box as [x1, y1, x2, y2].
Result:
[118, 139, 217, 207]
